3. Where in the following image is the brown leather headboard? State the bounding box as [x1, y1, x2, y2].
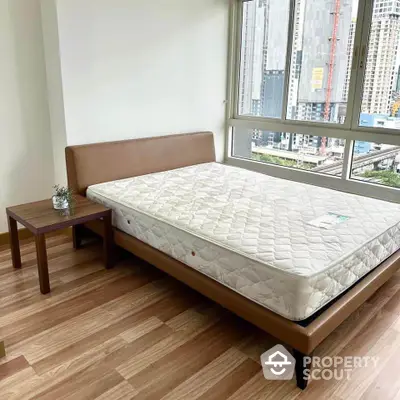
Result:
[65, 132, 216, 195]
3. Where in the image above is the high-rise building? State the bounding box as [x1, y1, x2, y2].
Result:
[396, 65, 400, 92]
[287, 0, 305, 119]
[238, 1, 266, 116]
[361, 0, 400, 115]
[295, 0, 353, 123]
[343, 19, 356, 102]
[261, 0, 290, 119]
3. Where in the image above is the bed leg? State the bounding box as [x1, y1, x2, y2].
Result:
[293, 349, 311, 390]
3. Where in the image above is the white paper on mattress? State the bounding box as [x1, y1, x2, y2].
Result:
[87, 162, 400, 321]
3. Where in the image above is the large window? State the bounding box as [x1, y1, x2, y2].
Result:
[228, 0, 400, 199]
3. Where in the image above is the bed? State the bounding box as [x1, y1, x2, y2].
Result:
[66, 132, 400, 389]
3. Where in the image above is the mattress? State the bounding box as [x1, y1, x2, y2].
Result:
[87, 162, 400, 321]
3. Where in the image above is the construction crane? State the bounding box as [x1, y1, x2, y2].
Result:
[393, 101, 400, 117]
[392, 93, 400, 117]
[321, 0, 341, 155]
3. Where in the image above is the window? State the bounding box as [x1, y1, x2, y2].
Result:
[233, 128, 345, 176]
[227, 0, 400, 202]
[351, 141, 400, 188]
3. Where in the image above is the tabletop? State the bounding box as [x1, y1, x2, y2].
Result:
[6, 195, 110, 234]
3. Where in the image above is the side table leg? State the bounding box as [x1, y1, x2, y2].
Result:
[103, 212, 114, 269]
[35, 234, 50, 294]
[0, 341, 5, 358]
[7, 214, 21, 269]
[72, 225, 85, 250]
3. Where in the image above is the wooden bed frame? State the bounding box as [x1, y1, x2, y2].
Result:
[66, 132, 400, 389]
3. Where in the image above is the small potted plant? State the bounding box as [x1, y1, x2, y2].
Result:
[52, 185, 74, 211]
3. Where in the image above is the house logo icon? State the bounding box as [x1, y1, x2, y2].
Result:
[260, 344, 295, 380]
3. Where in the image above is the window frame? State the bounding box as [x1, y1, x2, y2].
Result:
[225, 0, 400, 203]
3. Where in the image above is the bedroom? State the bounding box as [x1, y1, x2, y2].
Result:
[1, 0, 400, 398]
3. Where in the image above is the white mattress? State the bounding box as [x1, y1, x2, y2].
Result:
[87, 162, 400, 321]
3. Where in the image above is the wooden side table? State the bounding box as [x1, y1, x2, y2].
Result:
[6, 195, 114, 294]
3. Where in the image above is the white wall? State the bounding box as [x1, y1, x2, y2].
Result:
[0, 0, 54, 232]
[41, 0, 68, 185]
[55, 0, 229, 161]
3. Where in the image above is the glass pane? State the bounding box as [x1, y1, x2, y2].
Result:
[238, 0, 290, 118]
[287, 0, 358, 124]
[351, 141, 400, 188]
[358, 0, 400, 129]
[232, 128, 346, 176]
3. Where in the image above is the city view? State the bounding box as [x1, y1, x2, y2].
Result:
[233, 0, 400, 188]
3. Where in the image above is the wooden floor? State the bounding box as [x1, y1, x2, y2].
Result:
[1, 235, 400, 399]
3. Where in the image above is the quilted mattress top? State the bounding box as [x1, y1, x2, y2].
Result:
[87, 162, 400, 278]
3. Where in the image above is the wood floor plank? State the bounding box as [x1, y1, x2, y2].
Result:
[0, 247, 101, 294]
[128, 320, 248, 399]
[0, 235, 70, 264]
[118, 331, 195, 380]
[225, 372, 274, 400]
[0, 355, 30, 381]
[0, 262, 133, 326]
[61, 371, 123, 400]
[11, 282, 165, 364]
[32, 288, 204, 376]
[3, 274, 150, 352]
[334, 325, 400, 400]
[3, 337, 126, 400]
[361, 346, 400, 400]
[117, 313, 222, 381]
[301, 310, 400, 400]
[94, 381, 137, 400]
[0, 253, 102, 311]
[161, 347, 248, 400]
[384, 290, 400, 315]
[196, 358, 261, 400]
[0, 241, 75, 274]
[0, 366, 39, 397]
[1, 234, 400, 399]
[120, 317, 164, 342]
[315, 302, 381, 359]
[149, 291, 205, 322]
[166, 308, 216, 333]
[235, 330, 278, 364]
[100, 325, 175, 372]
[26, 327, 174, 400]
[34, 361, 124, 400]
